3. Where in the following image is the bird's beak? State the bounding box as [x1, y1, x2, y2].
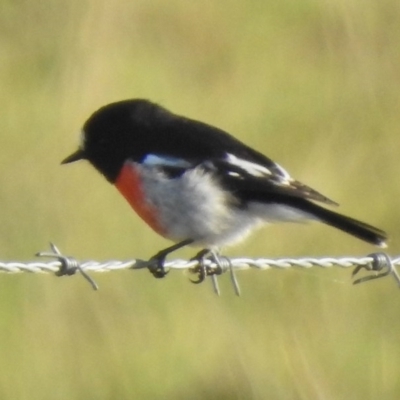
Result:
[61, 149, 85, 164]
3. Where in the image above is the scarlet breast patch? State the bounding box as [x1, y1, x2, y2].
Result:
[115, 163, 165, 236]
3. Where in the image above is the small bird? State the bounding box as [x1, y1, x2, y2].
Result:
[62, 99, 387, 278]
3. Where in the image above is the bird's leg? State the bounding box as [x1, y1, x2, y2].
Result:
[189, 249, 210, 284]
[190, 248, 225, 284]
[148, 239, 194, 278]
[189, 249, 240, 296]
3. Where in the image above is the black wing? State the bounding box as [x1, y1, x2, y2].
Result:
[202, 156, 338, 207]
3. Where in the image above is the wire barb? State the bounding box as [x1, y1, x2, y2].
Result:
[212, 252, 241, 296]
[36, 243, 99, 291]
[352, 252, 400, 287]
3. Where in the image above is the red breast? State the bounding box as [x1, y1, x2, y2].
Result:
[115, 163, 166, 236]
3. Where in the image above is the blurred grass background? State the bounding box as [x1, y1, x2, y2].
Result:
[1, 0, 400, 398]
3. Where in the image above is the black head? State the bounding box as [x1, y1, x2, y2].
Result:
[62, 98, 281, 184]
[61, 99, 171, 182]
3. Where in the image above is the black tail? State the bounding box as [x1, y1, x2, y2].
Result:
[297, 200, 387, 247]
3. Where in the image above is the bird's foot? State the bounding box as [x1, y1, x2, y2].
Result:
[147, 239, 194, 279]
[148, 252, 170, 279]
[189, 249, 225, 284]
[189, 249, 241, 296]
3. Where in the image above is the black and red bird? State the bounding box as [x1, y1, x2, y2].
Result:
[62, 99, 387, 277]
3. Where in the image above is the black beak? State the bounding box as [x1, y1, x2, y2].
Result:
[61, 149, 85, 164]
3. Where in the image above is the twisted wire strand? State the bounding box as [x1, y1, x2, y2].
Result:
[1, 244, 398, 295]
[0, 256, 399, 273]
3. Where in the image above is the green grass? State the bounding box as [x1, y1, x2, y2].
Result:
[1, 0, 400, 398]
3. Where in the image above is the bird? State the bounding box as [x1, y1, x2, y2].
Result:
[62, 99, 387, 279]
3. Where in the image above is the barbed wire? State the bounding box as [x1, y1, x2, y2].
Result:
[0, 243, 399, 295]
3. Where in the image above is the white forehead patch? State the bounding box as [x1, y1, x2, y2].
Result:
[79, 130, 86, 149]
